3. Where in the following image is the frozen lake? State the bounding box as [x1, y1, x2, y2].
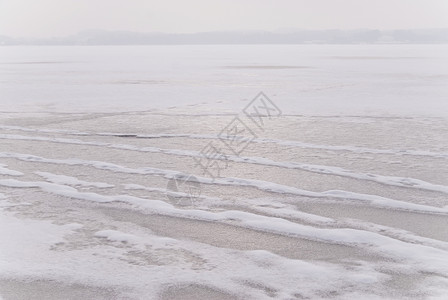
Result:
[1, 45, 448, 116]
[0, 45, 448, 299]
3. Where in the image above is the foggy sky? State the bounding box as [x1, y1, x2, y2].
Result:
[1, 0, 448, 38]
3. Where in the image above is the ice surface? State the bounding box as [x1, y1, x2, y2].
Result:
[0, 45, 447, 116]
[35, 171, 114, 188]
[0, 164, 23, 176]
[1, 45, 448, 299]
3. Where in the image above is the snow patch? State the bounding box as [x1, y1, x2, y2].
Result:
[0, 164, 23, 176]
[36, 171, 114, 188]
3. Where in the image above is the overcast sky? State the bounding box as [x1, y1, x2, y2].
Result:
[1, 0, 448, 38]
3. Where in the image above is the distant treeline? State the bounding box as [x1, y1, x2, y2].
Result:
[2, 29, 448, 45]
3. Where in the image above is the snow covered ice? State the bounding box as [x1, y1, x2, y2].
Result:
[0, 45, 448, 299]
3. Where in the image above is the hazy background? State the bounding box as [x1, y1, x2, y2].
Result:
[1, 0, 448, 38]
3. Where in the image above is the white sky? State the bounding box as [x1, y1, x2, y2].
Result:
[1, 0, 448, 38]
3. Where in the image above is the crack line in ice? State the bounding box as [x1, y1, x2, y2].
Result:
[1, 151, 448, 215]
[1, 125, 447, 159]
[1, 133, 448, 195]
